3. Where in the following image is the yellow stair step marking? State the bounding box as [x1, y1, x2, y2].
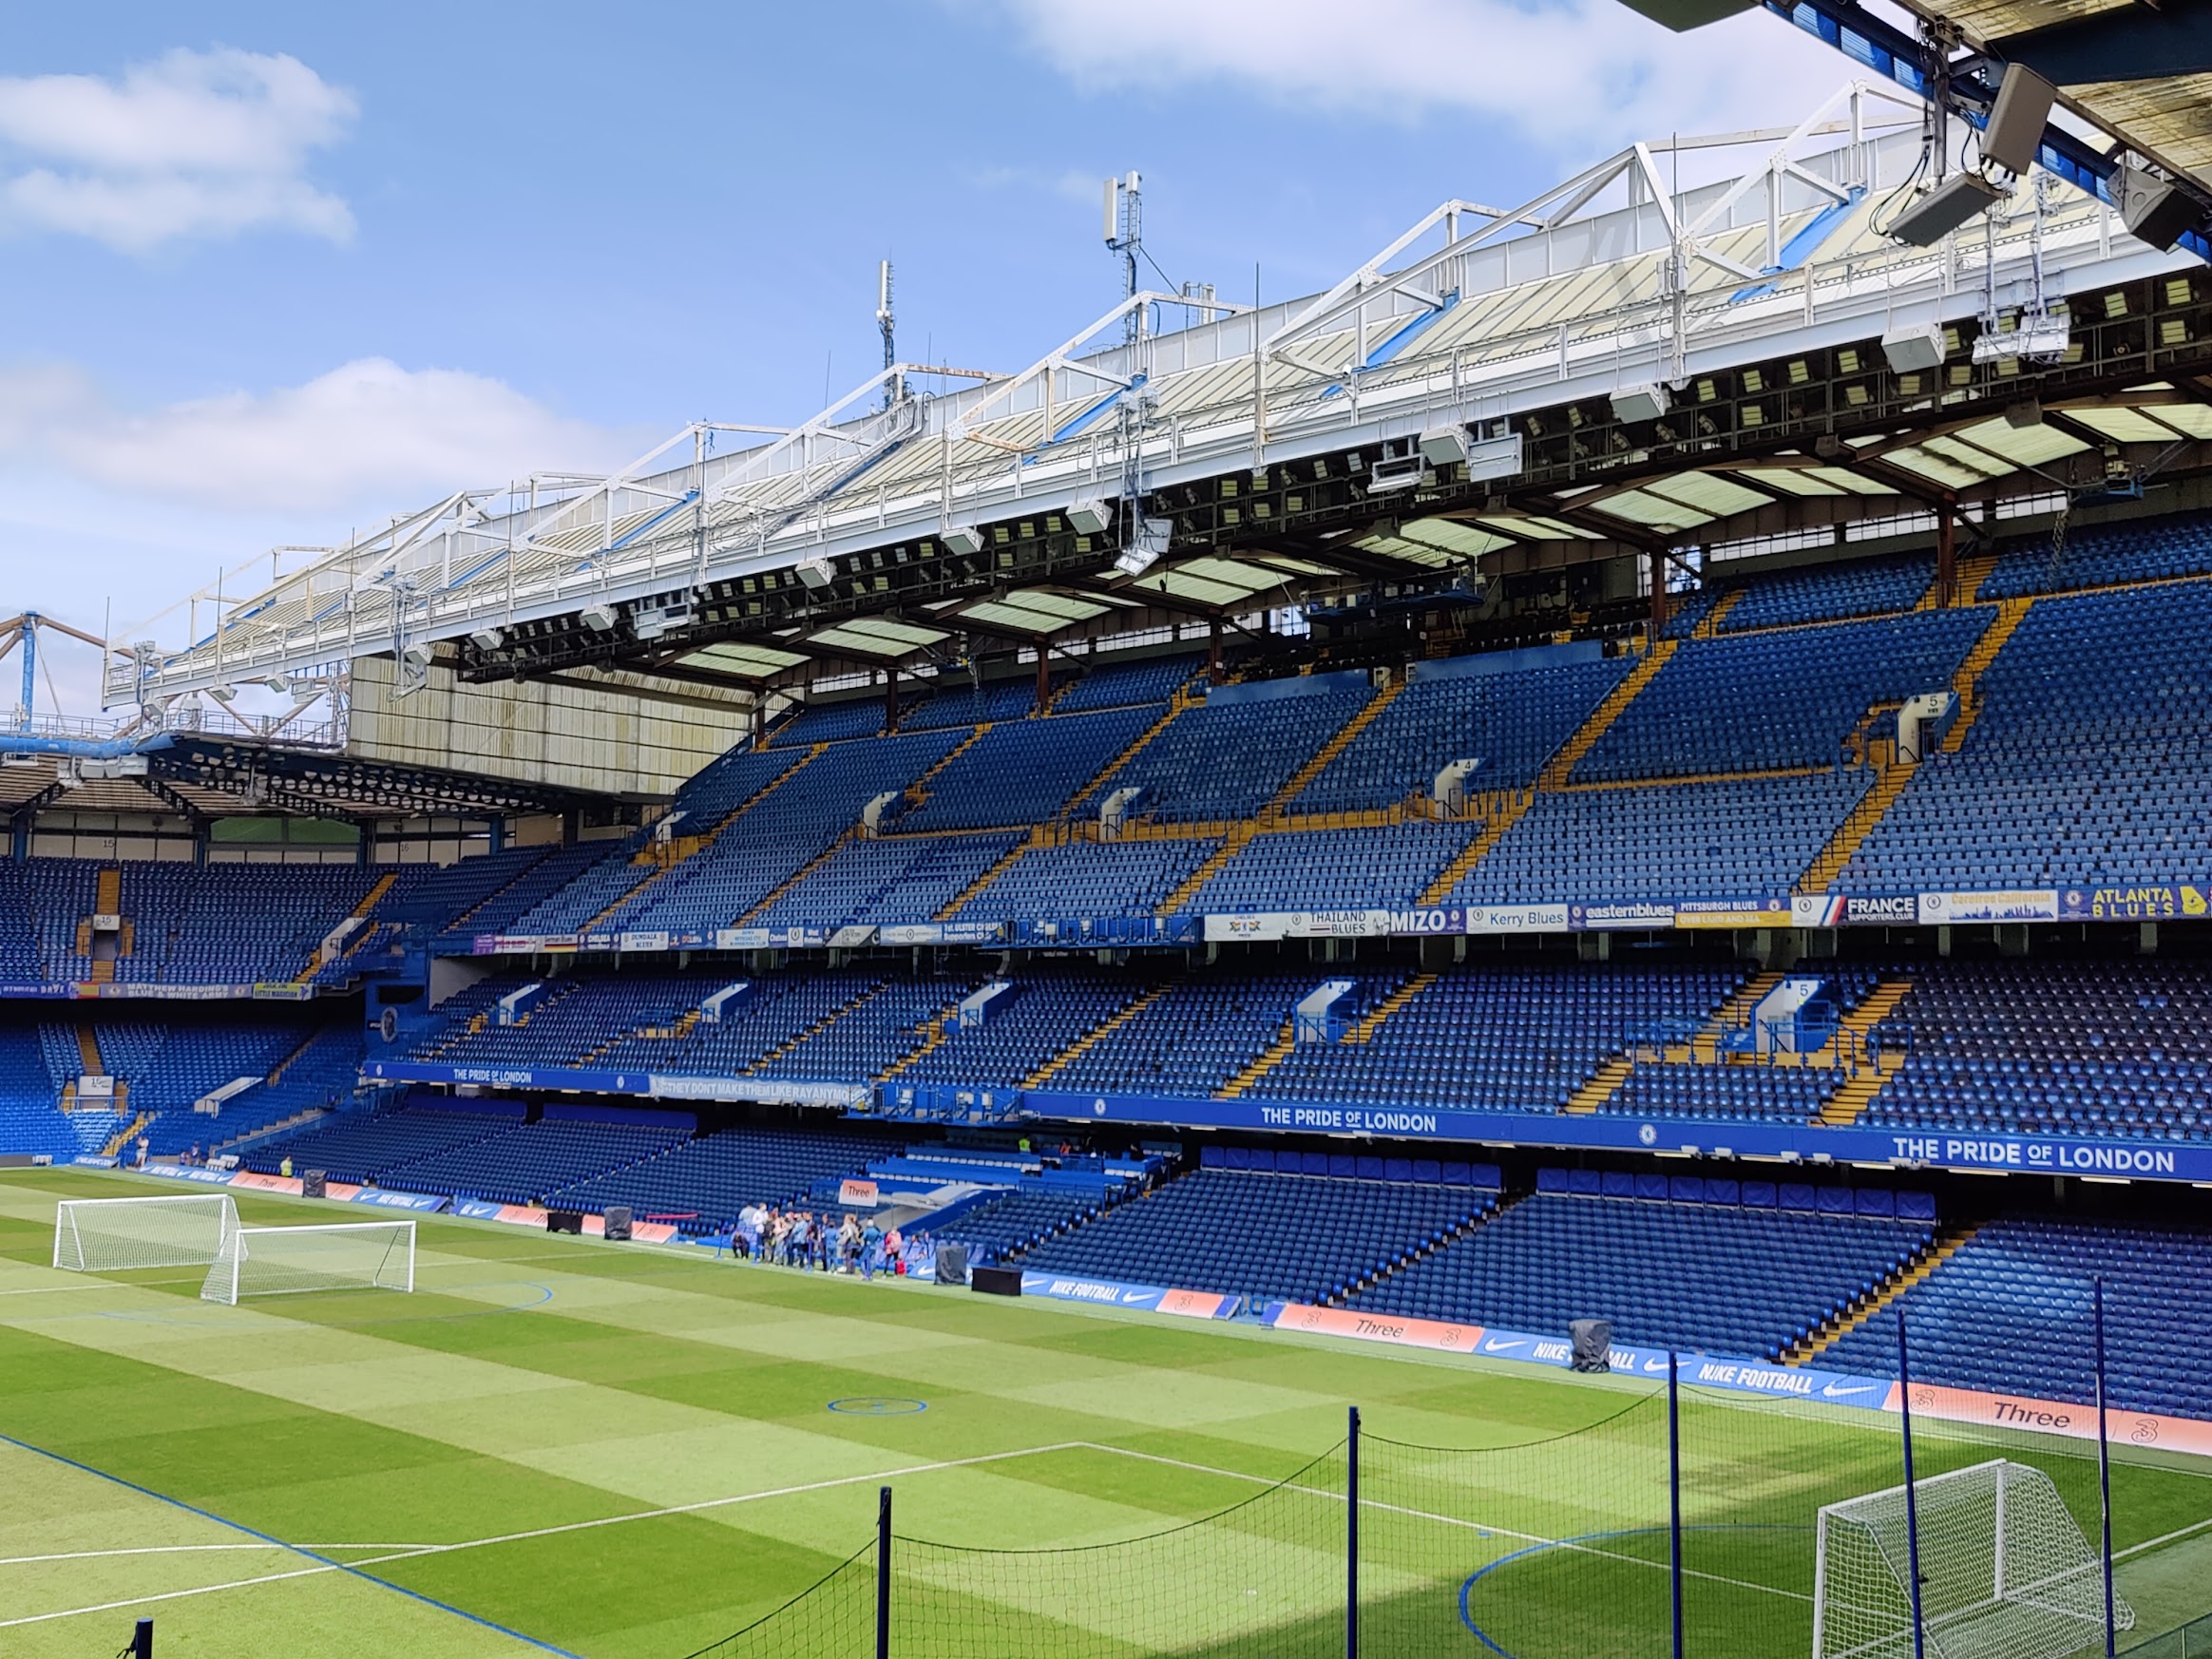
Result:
[1786, 1224, 1978, 1363]
[1561, 1058, 1633, 1115]
[1538, 638, 1678, 791]
[1023, 984, 1173, 1088]
[1261, 677, 1405, 818]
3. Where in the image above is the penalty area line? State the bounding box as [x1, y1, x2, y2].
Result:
[0, 1430, 584, 1655]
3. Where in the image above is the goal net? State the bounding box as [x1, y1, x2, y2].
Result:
[1812, 1458, 2131, 1659]
[200, 1220, 415, 1305]
[53, 1193, 239, 1272]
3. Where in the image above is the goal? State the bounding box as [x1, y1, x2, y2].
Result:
[200, 1220, 416, 1305]
[53, 1192, 239, 1272]
[1812, 1458, 2131, 1659]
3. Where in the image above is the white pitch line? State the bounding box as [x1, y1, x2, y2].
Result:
[2116, 1513, 2212, 1561]
[1077, 1440, 1813, 1604]
[330, 1441, 1094, 1570]
[0, 1282, 130, 1297]
[0, 1543, 437, 1567]
[0, 1562, 340, 1630]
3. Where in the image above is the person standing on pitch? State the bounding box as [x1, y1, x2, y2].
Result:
[861, 1215, 884, 1280]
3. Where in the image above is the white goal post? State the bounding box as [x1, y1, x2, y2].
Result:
[1812, 1458, 2132, 1659]
[53, 1193, 239, 1272]
[200, 1220, 416, 1305]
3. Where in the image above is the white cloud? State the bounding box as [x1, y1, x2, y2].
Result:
[0, 357, 636, 515]
[972, 0, 1859, 153]
[0, 48, 356, 250]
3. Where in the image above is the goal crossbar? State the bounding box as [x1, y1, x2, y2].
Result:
[1812, 1458, 2131, 1659]
[53, 1192, 239, 1273]
[200, 1220, 415, 1305]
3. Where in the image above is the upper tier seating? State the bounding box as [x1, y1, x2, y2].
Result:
[755, 833, 1024, 930]
[0, 1023, 74, 1159]
[1715, 553, 1934, 633]
[439, 843, 618, 942]
[1174, 822, 1478, 916]
[1820, 1214, 2212, 1418]
[1575, 608, 1991, 781]
[1841, 583, 2212, 892]
[1354, 1179, 1933, 1358]
[0, 863, 41, 981]
[1053, 652, 1201, 714]
[1297, 658, 1628, 812]
[769, 697, 905, 747]
[897, 707, 1158, 832]
[1983, 511, 2212, 599]
[1249, 966, 1745, 1114]
[1455, 772, 1871, 903]
[958, 837, 1222, 925]
[1094, 682, 1373, 823]
[901, 678, 1049, 731]
[1015, 1166, 1497, 1306]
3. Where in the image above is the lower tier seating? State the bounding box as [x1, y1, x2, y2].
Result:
[1820, 1214, 2212, 1419]
[1013, 1167, 1497, 1306]
[1351, 1182, 1933, 1359]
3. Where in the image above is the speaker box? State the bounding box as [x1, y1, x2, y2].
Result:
[602, 1206, 633, 1242]
[970, 1265, 1023, 1297]
[1982, 65, 2056, 177]
[302, 1170, 327, 1200]
[2123, 168, 2202, 254]
[1569, 1318, 1613, 1373]
[545, 1209, 584, 1235]
[935, 1242, 969, 1287]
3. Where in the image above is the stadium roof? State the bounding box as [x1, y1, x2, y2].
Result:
[113, 83, 2211, 717]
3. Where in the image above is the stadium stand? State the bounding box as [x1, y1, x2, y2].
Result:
[1015, 1164, 1498, 1306]
[1840, 582, 2212, 892]
[1092, 677, 1374, 822]
[1351, 1176, 1935, 1359]
[1819, 1213, 2212, 1418]
[549, 1123, 906, 1236]
[1714, 552, 1936, 633]
[241, 1096, 529, 1184]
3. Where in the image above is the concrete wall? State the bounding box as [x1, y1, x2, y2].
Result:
[349, 655, 752, 800]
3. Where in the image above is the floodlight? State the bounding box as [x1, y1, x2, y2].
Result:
[1114, 516, 1173, 576]
[399, 643, 435, 671]
[940, 524, 986, 556]
[1888, 172, 2009, 247]
[1066, 497, 1114, 536]
[1367, 454, 1426, 494]
[796, 558, 836, 591]
[468, 626, 505, 651]
[1610, 384, 1669, 423]
[578, 602, 619, 631]
[1880, 323, 1946, 373]
[257, 675, 292, 695]
[1983, 65, 2056, 177]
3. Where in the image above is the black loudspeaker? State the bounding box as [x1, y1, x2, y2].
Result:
[935, 1243, 969, 1287]
[1569, 1318, 1613, 1373]
[302, 1170, 327, 1200]
[602, 1206, 633, 1242]
[970, 1265, 1023, 1297]
[545, 1209, 584, 1235]
[2123, 167, 2202, 254]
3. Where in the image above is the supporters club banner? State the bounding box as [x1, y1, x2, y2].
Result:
[2056, 884, 2212, 921]
[365, 1057, 865, 1108]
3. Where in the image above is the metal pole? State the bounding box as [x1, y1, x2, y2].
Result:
[1898, 1314, 1927, 1659]
[2098, 1278, 2117, 1659]
[1346, 1404, 1360, 1659]
[877, 1485, 892, 1659]
[1669, 1353, 1685, 1659]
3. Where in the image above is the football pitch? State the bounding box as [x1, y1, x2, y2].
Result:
[3, 1170, 2208, 1659]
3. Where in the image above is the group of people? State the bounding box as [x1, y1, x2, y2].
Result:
[733, 1204, 902, 1279]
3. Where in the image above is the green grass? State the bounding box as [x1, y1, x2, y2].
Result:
[2, 1168, 2206, 1658]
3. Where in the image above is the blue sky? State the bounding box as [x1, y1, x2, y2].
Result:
[0, 0, 1852, 712]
